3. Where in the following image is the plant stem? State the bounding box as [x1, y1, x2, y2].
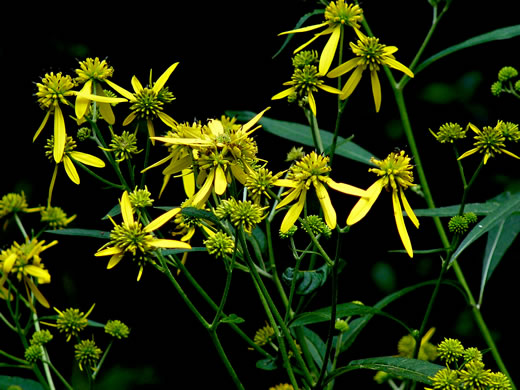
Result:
[208, 330, 245, 389]
[306, 109, 324, 154]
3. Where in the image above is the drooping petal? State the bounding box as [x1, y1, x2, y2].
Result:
[273, 178, 298, 188]
[214, 165, 228, 195]
[34, 110, 50, 142]
[153, 62, 179, 93]
[158, 111, 177, 129]
[280, 189, 307, 233]
[326, 178, 366, 197]
[162, 155, 192, 176]
[120, 191, 134, 226]
[144, 207, 181, 233]
[189, 169, 215, 207]
[98, 103, 116, 125]
[384, 57, 414, 78]
[107, 253, 124, 269]
[230, 164, 248, 185]
[131, 75, 144, 94]
[370, 70, 382, 112]
[122, 111, 137, 127]
[317, 84, 342, 95]
[149, 238, 192, 249]
[319, 26, 341, 75]
[399, 187, 419, 228]
[182, 169, 195, 198]
[457, 147, 479, 161]
[392, 189, 413, 258]
[95, 246, 124, 257]
[276, 185, 303, 209]
[25, 278, 50, 308]
[69, 151, 105, 168]
[340, 66, 365, 100]
[147, 119, 155, 144]
[346, 178, 384, 226]
[75, 80, 93, 120]
[63, 155, 80, 185]
[2, 253, 17, 273]
[53, 104, 66, 163]
[308, 91, 317, 117]
[314, 181, 336, 229]
[24, 265, 51, 283]
[241, 107, 270, 134]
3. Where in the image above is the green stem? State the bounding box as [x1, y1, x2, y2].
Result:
[265, 218, 290, 309]
[72, 159, 125, 190]
[41, 360, 74, 390]
[306, 109, 324, 153]
[208, 330, 245, 389]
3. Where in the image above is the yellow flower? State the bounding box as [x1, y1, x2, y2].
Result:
[151, 108, 270, 207]
[105, 63, 179, 143]
[34, 72, 77, 162]
[74, 57, 127, 124]
[272, 63, 341, 116]
[347, 150, 419, 257]
[274, 151, 366, 233]
[0, 192, 43, 219]
[0, 238, 57, 309]
[44, 135, 105, 205]
[458, 122, 520, 164]
[279, 1, 363, 75]
[95, 191, 191, 281]
[327, 29, 414, 112]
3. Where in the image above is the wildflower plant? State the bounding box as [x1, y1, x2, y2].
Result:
[2, 2, 520, 389]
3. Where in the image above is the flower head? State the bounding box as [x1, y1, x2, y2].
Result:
[430, 122, 467, 144]
[105, 319, 130, 339]
[437, 337, 464, 365]
[95, 191, 191, 281]
[204, 230, 235, 259]
[347, 150, 419, 257]
[279, 1, 363, 75]
[254, 323, 275, 346]
[458, 122, 520, 164]
[101, 129, 143, 162]
[429, 367, 460, 390]
[40, 205, 77, 229]
[0, 192, 43, 219]
[272, 54, 341, 116]
[0, 238, 57, 308]
[74, 338, 102, 371]
[397, 327, 437, 361]
[459, 360, 492, 389]
[31, 329, 54, 346]
[327, 29, 414, 112]
[105, 63, 179, 143]
[34, 72, 77, 162]
[51, 304, 95, 342]
[215, 198, 267, 233]
[74, 57, 127, 125]
[275, 151, 366, 233]
[245, 167, 284, 205]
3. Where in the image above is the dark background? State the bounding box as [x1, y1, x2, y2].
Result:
[2, 1, 519, 388]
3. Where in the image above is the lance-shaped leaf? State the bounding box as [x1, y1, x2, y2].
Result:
[282, 263, 330, 295]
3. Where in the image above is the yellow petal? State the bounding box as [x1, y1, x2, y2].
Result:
[53, 104, 66, 163]
[319, 26, 341, 75]
[241, 107, 270, 134]
[122, 111, 137, 127]
[69, 151, 105, 168]
[272, 87, 296, 100]
[107, 253, 124, 269]
[153, 62, 179, 93]
[314, 181, 336, 229]
[280, 189, 307, 233]
[276, 186, 303, 209]
[105, 79, 136, 101]
[190, 169, 215, 207]
[182, 169, 195, 198]
[24, 265, 51, 283]
[457, 147, 479, 161]
[384, 57, 414, 79]
[131, 75, 144, 94]
[273, 179, 298, 188]
[98, 102, 116, 125]
[392, 190, 413, 258]
[400, 187, 419, 229]
[158, 111, 177, 129]
[370, 70, 382, 112]
[147, 119, 155, 145]
[346, 179, 384, 225]
[150, 238, 192, 249]
[144, 207, 181, 233]
[230, 164, 248, 185]
[95, 246, 123, 257]
[327, 57, 360, 78]
[214, 165, 228, 195]
[34, 110, 50, 142]
[326, 178, 367, 197]
[318, 84, 342, 95]
[26, 278, 50, 308]
[120, 191, 134, 226]
[340, 66, 364, 100]
[2, 253, 17, 273]
[75, 80, 92, 120]
[63, 155, 80, 184]
[278, 22, 329, 35]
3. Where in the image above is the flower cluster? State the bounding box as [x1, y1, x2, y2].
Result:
[490, 65, 520, 97]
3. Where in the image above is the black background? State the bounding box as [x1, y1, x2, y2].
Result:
[2, 1, 520, 388]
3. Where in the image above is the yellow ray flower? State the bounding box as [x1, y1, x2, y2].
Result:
[74, 57, 127, 124]
[95, 191, 191, 281]
[44, 135, 105, 206]
[35, 72, 77, 162]
[274, 151, 366, 233]
[458, 122, 520, 164]
[105, 63, 179, 143]
[347, 150, 419, 257]
[327, 29, 414, 112]
[279, 1, 363, 75]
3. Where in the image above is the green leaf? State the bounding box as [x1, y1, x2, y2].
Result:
[160, 247, 207, 256]
[410, 201, 500, 217]
[45, 228, 111, 239]
[226, 111, 376, 165]
[0, 375, 45, 390]
[282, 263, 330, 295]
[415, 25, 520, 74]
[181, 207, 220, 224]
[450, 191, 520, 265]
[479, 214, 520, 306]
[326, 357, 443, 385]
[290, 302, 375, 328]
[220, 313, 245, 324]
[256, 357, 278, 371]
[301, 326, 331, 370]
[272, 9, 324, 59]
